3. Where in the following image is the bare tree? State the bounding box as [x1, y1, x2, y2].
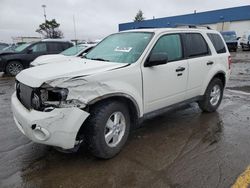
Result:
[36, 19, 63, 38]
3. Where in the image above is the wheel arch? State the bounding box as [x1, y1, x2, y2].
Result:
[4, 59, 23, 70]
[76, 93, 141, 140]
[87, 93, 141, 127]
[212, 71, 226, 87]
[201, 71, 226, 95]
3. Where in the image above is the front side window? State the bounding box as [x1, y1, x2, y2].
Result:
[150, 34, 182, 62]
[85, 32, 153, 64]
[207, 33, 226, 54]
[185, 33, 209, 58]
[15, 43, 31, 52]
[30, 43, 47, 53]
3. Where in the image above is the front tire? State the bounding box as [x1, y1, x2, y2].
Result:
[84, 100, 130, 159]
[198, 78, 224, 113]
[5, 61, 24, 76]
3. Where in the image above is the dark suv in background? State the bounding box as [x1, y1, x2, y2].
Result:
[0, 39, 73, 76]
[220, 31, 238, 52]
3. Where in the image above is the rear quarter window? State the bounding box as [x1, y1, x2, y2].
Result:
[184, 33, 210, 58]
[47, 42, 72, 53]
[207, 33, 226, 54]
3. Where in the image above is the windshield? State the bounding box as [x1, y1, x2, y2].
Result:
[221, 33, 237, 42]
[61, 45, 87, 56]
[2, 46, 14, 52]
[85, 32, 153, 64]
[14, 43, 31, 52]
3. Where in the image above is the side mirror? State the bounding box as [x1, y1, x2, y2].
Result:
[27, 48, 33, 54]
[236, 37, 241, 41]
[144, 53, 168, 67]
[81, 53, 87, 58]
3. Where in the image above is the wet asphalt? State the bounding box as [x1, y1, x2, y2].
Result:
[0, 51, 250, 188]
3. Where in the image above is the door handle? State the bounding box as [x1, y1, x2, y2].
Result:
[207, 61, 214, 65]
[176, 67, 185, 72]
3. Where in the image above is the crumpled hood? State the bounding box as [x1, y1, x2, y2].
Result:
[16, 59, 128, 88]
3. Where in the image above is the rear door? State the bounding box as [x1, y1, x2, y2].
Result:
[142, 33, 188, 113]
[183, 33, 213, 99]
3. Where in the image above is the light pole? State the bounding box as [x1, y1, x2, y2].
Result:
[220, 16, 224, 31]
[42, 5, 47, 22]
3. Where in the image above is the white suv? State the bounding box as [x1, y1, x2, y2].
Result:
[11, 28, 231, 159]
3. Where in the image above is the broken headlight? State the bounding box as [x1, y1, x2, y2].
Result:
[31, 87, 69, 110]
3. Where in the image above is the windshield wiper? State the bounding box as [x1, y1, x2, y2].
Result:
[89, 58, 110, 62]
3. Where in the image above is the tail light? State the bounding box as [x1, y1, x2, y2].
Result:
[228, 56, 232, 70]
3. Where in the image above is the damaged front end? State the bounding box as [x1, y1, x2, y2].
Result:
[16, 78, 89, 113]
[12, 78, 94, 149]
[30, 84, 86, 112]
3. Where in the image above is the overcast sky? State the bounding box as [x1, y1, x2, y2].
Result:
[0, 0, 249, 43]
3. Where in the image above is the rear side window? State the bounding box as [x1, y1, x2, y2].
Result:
[30, 43, 47, 53]
[48, 42, 72, 53]
[207, 33, 226, 54]
[47, 42, 61, 52]
[184, 33, 209, 58]
[60, 43, 73, 50]
[151, 34, 182, 62]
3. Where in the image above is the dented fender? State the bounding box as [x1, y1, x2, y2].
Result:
[45, 76, 143, 117]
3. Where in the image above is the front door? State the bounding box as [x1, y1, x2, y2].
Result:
[142, 34, 188, 114]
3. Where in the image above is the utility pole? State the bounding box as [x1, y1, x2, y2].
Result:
[42, 5, 47, 22]
[73, 15, 77, 44]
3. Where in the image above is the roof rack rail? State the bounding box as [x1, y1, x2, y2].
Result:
[135, 26, 156, 29]
[175, 24, 211, 30]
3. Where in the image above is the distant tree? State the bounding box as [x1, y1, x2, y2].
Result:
[134, 10, 145, 22]
[36, 19, 63, 38]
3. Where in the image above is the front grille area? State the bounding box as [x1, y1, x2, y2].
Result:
[16, 81, 33, 110]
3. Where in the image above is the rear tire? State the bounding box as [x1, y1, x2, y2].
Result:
[5, 61, 24, 76]
[198, 78, 224, 113]
[84, 100, 130, 159]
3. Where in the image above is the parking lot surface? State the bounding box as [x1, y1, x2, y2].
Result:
[0, 51, 250, 188]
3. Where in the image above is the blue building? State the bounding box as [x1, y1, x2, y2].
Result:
[119, 5, 250, 37]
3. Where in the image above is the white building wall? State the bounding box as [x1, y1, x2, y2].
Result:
[229, 20, 250, 37]
[12, 37, 41, 44]
[206, 20, 250, 37]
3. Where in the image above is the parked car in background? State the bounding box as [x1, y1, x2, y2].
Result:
[0, 39, 73, 76]
[30, 44, 95, 67]
[0, 42, 9, 51]
[220, 31, 238, 52]
[241, 30, 250, 51]
[12, 27, 231, 159]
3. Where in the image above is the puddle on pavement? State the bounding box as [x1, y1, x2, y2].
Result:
[227, 86, 250, 93]
[1, 51, 250, 188]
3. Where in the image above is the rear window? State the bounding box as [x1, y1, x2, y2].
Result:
[185, 33, 210, 58]
[207, 33, 226, 54]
